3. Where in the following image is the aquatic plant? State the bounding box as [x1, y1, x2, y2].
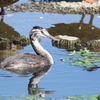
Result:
[66, 94, 100, 100]
[0, 94, 100, 100]
[63, 51, 100, 68]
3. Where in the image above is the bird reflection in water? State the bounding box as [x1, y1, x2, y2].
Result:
[79, 14, 94, 30]
[28, 65, 54, 97]
[1, 64, 54, 97]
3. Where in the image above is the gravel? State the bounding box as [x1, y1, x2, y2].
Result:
[6, 0, 100, 14]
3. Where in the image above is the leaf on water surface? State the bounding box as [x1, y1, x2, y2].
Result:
[1, 95, 100, 100]
[65, 58, 71, 61]
[66, 94, 100, 100]
[83, 59, 92, 65]
[5, 96, 37, 100]
[64, 51, 100, 68]
[71, 61, 83, 66]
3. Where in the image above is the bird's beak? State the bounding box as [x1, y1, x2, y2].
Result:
[47, 34, 59, 41]
[42, 29, 59, 41]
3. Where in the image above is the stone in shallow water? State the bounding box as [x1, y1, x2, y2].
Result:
[55, 35, 79, 41]
[52, 35, 81, 50]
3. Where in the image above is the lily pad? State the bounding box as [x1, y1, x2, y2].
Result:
[66, 94, 100, 100]
[0, 94, 100, 100]
[65, 51, 100, 68]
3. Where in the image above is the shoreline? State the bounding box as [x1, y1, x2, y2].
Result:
[6, 1, 100, 14]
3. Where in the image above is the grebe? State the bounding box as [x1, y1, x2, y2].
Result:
[0, 26, 58, 70]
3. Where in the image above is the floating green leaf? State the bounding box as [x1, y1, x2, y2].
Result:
[66, 94, 100, 100]
[65, 51, 100, 68]
[0, 94, 100, 100]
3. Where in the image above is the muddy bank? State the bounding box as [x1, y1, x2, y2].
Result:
[6, 0, 100, 14]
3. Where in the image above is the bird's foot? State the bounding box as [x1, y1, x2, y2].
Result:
[5, 13, 14, 17]
[0, 13, 14, 17]
[84, 0, 97, 3]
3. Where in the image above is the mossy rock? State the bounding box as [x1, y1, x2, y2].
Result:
[52, 35, 81, 50]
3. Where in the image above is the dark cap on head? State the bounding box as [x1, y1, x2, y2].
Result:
[33, 26, 43, 29]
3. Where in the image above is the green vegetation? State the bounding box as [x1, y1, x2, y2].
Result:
[0, 95, 100, 100]
[65, 51, 100, 68]
[66, 95, 100, 100]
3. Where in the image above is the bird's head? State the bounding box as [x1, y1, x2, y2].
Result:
[30, 26, 58, 41]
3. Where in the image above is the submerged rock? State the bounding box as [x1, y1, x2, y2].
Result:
[13, 36, 30, 46]
[87, 39, 100, 48]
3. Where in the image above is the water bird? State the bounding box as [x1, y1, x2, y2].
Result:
[0, 26, 58, 70]
[84, 47, 89, 52]
[0, 0, 19, 15]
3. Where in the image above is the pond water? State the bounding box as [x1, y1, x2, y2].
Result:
[0, 7, 100, 99]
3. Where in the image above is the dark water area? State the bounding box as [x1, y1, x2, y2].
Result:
[0, 1, 100, 99]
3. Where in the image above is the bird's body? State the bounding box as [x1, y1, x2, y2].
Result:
[0, 26, 58, 70]
[0, 0, 19, 15]
[0, 53, 50, 70]
[0, 0, 19, 7]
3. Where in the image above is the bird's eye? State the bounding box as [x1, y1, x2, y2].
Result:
[34, 33, 37, 37]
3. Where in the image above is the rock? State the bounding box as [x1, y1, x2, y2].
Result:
[52, 35, 81, 50]
[5, 1, 100, 14]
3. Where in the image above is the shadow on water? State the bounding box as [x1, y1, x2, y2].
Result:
[48, 14, 100, 51]
[83, 66, 100, 71]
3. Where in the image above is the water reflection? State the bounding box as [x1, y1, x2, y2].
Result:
[28, 65, 54, 97]
[0, 63, 54, 97]
[0, 20, 29, 61]
[83, 66, 100, 71]
[48, 14, 100, 51]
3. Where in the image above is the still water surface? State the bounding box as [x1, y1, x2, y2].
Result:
[0, 12, 100, 99]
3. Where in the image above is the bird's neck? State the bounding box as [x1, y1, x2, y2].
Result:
[31, 39, 54, 65]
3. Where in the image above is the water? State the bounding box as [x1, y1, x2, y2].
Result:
[0, 11, 100, 99]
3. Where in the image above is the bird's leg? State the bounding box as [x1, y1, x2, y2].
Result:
[0, 7, 14, 17]
[0, 7, 5, 15]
